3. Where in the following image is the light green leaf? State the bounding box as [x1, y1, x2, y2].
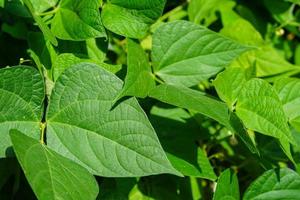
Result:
[51, 0, 106, 41]
[52, 54, 121, 81]
[213, 67, 247, 109]
[152, 20, 251, 87]
[22, 0, 58, 46]
[10, 130, 98, 200]
[236, 79, 295, 145]
[0, 0, 4, 8]
[274, 78, 300, 121]
[0, 66, 44, 157]
[149, 84, 231, 128]
[221, 18, 300, 79]
[213, 169, 240, 200]
[29, 0, 58, 14]
[244, 168, 300, 200]
[188, 0, 235, 27]
[101, 0, 166, 38]
[47, 63, 180, 177]
[220, 18, 264, 46]
[255, 46, 300, 78]
[115, 39, 155, 101]
[86, 38, 107, 63]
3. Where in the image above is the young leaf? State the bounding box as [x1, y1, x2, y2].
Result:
[47, 63, 181, 177]
[22, 0, 58, 46]
[152, 20, 251, 87]
[10, 130, 98, 200]
[115, 39, 155, 101]
[101, 0, 166, 38]
[0, 66, 44, 157]
[213, 169, 240, 200]
[51, 0, 107, 41]
[274, 78, 300, 121]
[236, 79, 295, 145]
[243, 168, 300, 200]
[149, 84, 231, 127]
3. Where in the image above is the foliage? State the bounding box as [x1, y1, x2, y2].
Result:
[0, 0, 300, 199]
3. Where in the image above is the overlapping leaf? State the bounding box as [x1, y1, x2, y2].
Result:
[47, 63, 180, 177]
[236, 79, 295, 145]
[244, 168, 300, 200]
[152, 20, 251, 87]
[0, 66, 44, 157]
[149, 84, 231, 127]
[51, 0, 106, 40]
[115, 39, 155, 101]
[10, 130, 98, 200]
[102, 0, 166, 38]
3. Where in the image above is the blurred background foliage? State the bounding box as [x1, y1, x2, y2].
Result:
[0, 0, 300, 199]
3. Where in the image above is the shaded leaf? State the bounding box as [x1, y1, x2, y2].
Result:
[10, 130, 98, 200]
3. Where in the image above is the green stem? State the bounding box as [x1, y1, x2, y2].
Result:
[40, 122, 46, 144]
[38, 6, 59, 16]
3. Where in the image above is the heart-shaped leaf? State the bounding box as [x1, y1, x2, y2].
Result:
[152, 20, 251, 87]
[47, 63, 180, 177]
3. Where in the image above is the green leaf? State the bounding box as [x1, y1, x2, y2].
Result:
[213, 169, 240, 200]
[51, 0, 106, 41]
[22, 0, 58, 46]
[274, 78, 300, 121]
[152, 20, 251, 87]
[221, 18, 300, 79]
[101, 0, 166, 38]
[188, 0, 236, 27]
[115, 39, 155, 101]
[28, 32, 55, 70]
[0, 66, 44, 157]
[46, 63, 180, 177]
[213, 67, 247, 109]
[236, 78, 295, 145]
[0, 0, 4, 8]
[244, 168, 300, 200]
[52, 54, 122, 81]
[149, 84, 231, 127]
[10, 130, 98, 200]
[220, 18, 264, 46]
[29, 0, 58, 14]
